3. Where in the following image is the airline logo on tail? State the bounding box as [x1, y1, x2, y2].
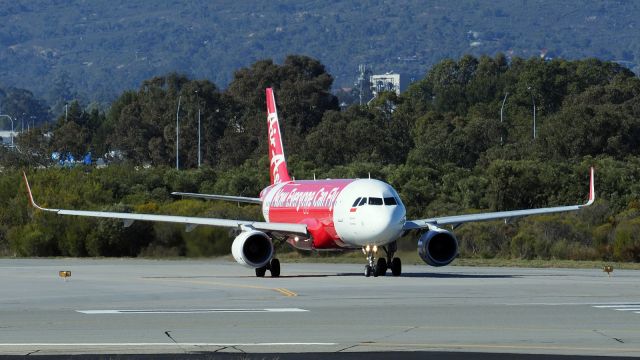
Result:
[266, 88, 291, 185]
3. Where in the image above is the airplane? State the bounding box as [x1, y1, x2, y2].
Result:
[23, 87, 596, 278]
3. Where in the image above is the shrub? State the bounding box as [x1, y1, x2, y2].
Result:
[613, 218, 640, 261]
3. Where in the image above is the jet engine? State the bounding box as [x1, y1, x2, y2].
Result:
[231, 230, 274, 268]
[418, 227, 459, 267]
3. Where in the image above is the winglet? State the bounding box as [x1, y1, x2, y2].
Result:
[22, 172, 47, 211]
[585, 166, 595, 206]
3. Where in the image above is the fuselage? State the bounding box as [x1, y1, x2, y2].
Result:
[260, 178, 406, 250]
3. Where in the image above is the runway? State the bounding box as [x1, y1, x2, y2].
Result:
[1, 258, 639, 358]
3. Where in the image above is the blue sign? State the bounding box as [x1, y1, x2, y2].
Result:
[83, 152, 92, 165]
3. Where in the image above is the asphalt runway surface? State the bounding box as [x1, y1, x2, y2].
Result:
[1, 258, 639, 359]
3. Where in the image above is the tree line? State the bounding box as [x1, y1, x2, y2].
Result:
[1, 54, 639, 262]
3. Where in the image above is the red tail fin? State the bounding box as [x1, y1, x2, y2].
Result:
[266, 88, 291, 185]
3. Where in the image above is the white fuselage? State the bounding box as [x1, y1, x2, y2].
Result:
[333, 179, 407, 247]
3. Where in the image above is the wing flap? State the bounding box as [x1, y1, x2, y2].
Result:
[405, 167, 595, 230]
[23, 173, 306, 236]
[404, 204, 584, 229]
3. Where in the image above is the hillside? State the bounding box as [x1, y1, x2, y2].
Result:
[1, 0, 639, 110]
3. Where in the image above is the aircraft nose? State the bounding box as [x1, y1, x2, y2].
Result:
[367, 206, 405, 244]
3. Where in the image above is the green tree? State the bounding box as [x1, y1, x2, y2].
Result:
[0, 87, 50, 126]
[613, 218, 640, 262]
[222, 55, 339, 167]
[106, 73, 228, 168]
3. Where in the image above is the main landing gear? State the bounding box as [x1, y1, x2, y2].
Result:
[255, 258, 281, 278]
[363, 241, 401, 277]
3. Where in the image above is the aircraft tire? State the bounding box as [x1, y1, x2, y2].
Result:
[391, 257, 402, 276]
[255, 266, 267, 277]
[364, 265, 372, 277]
[270, 258, 281, 277]
[376, 257, 388, 276]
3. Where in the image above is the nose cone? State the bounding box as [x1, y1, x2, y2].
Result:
[364, 204, 406, 245]
[333, 178, 408, 247]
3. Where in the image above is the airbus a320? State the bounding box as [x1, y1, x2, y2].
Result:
[23, 88, 595, 277]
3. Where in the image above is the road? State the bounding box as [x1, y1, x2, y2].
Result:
[0, 259, 638, 358]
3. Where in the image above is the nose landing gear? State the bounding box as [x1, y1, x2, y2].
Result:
[363, 245, 377, 277]
[362, 241, 402, 277]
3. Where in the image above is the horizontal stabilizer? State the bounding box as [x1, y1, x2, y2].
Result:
[171, 192, 262, 204]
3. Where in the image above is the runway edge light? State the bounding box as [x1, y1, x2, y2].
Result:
[603, 266, 613, 277]
[59, 271, 71, 280]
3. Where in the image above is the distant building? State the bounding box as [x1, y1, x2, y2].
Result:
[349, 66, 408, 106]
[0, 130, 17, 147]
[370, 72, 408, 97]
[355, 64, 373, 105]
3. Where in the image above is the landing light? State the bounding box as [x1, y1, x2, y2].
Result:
[294, 236, 299, 242]
[373, 245, 378, 253]
[365, 245, 371, 252]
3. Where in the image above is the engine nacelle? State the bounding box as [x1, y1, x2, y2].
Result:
[231, 230, 274, 268]
[418, 227, 459, 267]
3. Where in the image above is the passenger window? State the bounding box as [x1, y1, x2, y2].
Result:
[352, 198, 361, 207]
[384, 197, 397, 206]
[358, 197, 367, 206]
[368, 197, 383, 205]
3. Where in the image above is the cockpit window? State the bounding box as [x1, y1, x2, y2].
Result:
[368, 197, 383, 205]
[352, 198, 361, 207]
[384, 197, 398, 206]
[358, 197, 367, 206]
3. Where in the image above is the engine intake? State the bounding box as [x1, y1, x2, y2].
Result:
[231, 230, 274, 268]
[418, 227, 458, 267]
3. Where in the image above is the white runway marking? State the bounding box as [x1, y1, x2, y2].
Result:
[593, 304, 640, 314]
[0, 342, 335, 347]
[77, 308, 308, 314]
[505, 301, 640, 306]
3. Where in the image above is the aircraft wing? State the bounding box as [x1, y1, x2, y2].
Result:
[171, 192, 262, 204]
[23, 173, 307, 236]
[404, 167, 595, 230]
